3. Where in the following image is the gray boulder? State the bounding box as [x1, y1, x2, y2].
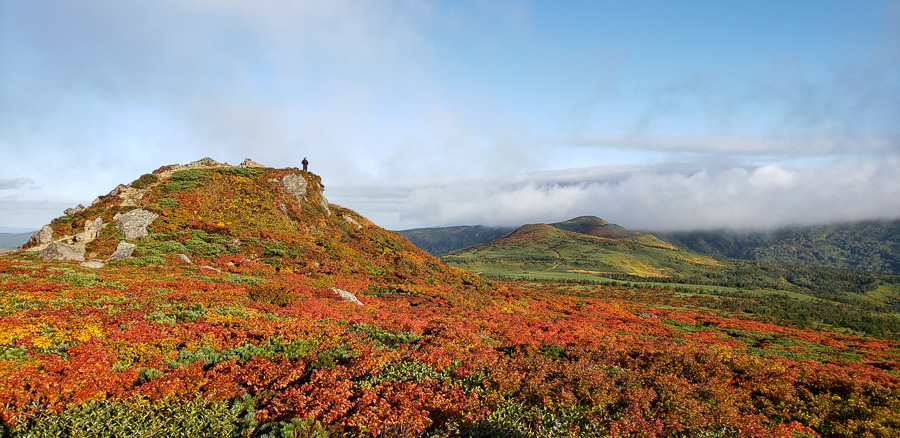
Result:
[115, 209, 159, 240]
[106, 241, 137, 262]
[28, 225, 54, 246]
[40, 242, 85, 261]
[80, 261, 105, 269]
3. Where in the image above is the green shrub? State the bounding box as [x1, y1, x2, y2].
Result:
[129, 173, 159, 189]
[216, 167, 263, 178]
[158, 197, 179, 209]
[9, 395, 254, 437]
[170, 169, 210, 181]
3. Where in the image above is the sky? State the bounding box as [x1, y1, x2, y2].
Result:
[2, 0, 899, 233]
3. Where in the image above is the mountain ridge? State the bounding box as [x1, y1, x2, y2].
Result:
[405, 216, 900, 273]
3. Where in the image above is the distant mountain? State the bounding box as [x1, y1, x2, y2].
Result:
[550, 216, 635, 239]
[401, 216, 661, 256]
[0, 232, 32, 250]
[442, 219, 719, 280]
[398, 225, 516, 256]
[653, 219, 900, 273]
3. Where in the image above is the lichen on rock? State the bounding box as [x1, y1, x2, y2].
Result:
[115, 208, 159, 240]
[40, 242, 85, 261]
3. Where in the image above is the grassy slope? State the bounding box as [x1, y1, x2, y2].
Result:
[443, 223, 722, 279]
[444, 221, 900, 340]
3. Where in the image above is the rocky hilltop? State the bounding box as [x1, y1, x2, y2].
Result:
[18, 157, 494, 301]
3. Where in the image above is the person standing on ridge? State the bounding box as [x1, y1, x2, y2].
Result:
[302, 157, 309, 172]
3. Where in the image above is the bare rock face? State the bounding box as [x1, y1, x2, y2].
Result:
[115, 209, 159, 240]
[332, 288, 363, 306]
[28, 225, 54, 247]
[106, 241, 137, 262]
[40, 242, 85, 261]
[73, 217, 105, 244]
[271, 173, 308, 204]
[81, 261, 105, 269]
[64, 204, 86, 216]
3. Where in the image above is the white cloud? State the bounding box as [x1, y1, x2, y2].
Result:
[337, 157, 900, 231]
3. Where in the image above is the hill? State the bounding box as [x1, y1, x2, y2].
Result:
[653, 219, 900, 273]
[398, 225, 515, 256]
[443, 219, 706, 280]
[443, 218, 900, 340]
[1, 160, 899, 437]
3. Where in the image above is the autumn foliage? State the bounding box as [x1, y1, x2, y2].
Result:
[1, 162, 898, 437]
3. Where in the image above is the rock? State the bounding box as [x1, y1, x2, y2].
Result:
[270, 174, 308, 205]
[40, 242, 85, 261]
[80, 261, 105, 269]
[108, 184, 127, 197]
[201, 265, 223, 273]
[107, 241, 137, 262]
[194, 157, 222, 167]
[28, 225, 54, 246]
[240, 158, 265, 168]
[227, 238, 242, 246]
[115, 209, 159, 240]
[64, 204, 86, 216]
[343, 214, 363, 230]
[73, 217, 105, 244]
[332, 288, 363, 306]
[179, 254, 193, 264]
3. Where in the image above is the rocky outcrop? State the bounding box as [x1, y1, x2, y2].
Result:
[80, 261, 105, 269]
[72, 217, 104, 244]
[332, 288, 363, 306]
[40, 242, 85, 261]
[64, 204, 86, 216]
[106, 241, 137, 262]
[343, 215, 363, 230]
[271, 174, 308, 204]
[155, 157, 231, 179]
[115, 209, 159, 240]
[28, 225, 54, 247]
[240, 158, 265, 168]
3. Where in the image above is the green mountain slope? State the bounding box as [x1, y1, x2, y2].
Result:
[443, 218, 900, 339]
[654, 219, 900, 273]
[443, 221, 718, 280]
[398, 225, 515, 256]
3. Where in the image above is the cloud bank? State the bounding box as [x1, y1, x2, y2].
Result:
[340, 158, 900, 231]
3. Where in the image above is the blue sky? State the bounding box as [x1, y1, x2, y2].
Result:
[1, 0, 899, 232]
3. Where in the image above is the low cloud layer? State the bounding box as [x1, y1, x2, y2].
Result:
[335, 158, 900, 231]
